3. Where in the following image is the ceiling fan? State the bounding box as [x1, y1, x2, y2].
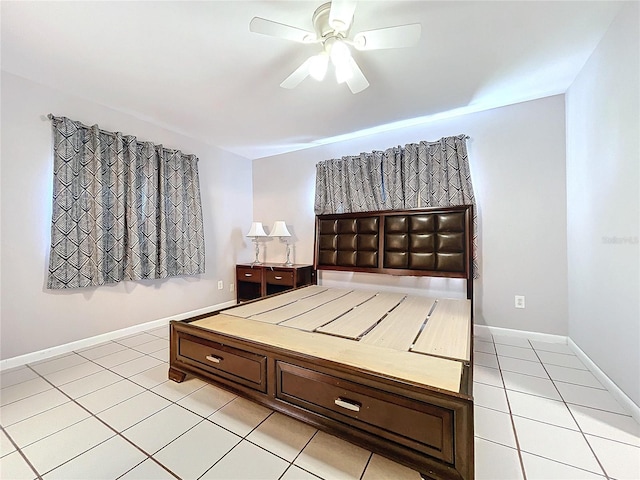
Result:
[249, 0, 421, 94]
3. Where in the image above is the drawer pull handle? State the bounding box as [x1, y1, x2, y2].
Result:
[274, 276, 283, 280]
[206, 355, 223, 364]
[334, 397, 361, 412]
[244, 273, 253, 277]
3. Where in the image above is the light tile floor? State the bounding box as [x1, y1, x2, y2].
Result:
[1, 327, 639, 479]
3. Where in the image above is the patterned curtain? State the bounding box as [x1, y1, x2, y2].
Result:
[314, 148, 406, 214]
[402, 135, 475, 209]
[315, 152, 384, 213]
[314, 134, 478, 276]
[47, 115, 205, 289]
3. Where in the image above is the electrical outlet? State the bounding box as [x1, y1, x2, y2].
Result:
[515, 295, 525, 309]
[229, 283, 234, 292]
[217, 280, 223, 290]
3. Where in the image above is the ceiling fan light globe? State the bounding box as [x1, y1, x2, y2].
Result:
[309, 53, 329, 81]
[329, 38, 351, 65]
[335, 63, 352, 84]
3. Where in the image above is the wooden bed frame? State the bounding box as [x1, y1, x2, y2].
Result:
[169, 205, 474, 480]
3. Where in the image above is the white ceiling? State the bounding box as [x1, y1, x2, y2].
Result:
[1, 1, 623, 160]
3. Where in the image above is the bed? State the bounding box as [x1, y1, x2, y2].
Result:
[169, 205, 474, 480]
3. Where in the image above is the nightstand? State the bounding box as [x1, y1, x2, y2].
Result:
[235, 263, 315, 303]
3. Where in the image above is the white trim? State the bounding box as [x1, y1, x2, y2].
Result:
[0, 301, 236, 372]
[474, 324, 567, 344]
[568, 338, 640, 424]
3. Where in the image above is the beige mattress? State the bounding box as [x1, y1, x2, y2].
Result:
[192, 285, 471, 394]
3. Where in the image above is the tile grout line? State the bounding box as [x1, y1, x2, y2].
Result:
[195, 398, 332, 479]
[112, 332, 169, 349]
[529, 342, 612, 480]
[5, 347, 313, 479]
[2, 335, 333, 480]
[1, 346, 603, 480]
[18, 330, 625, 479]
[518, 450, 612, 478]
[492, 335, 528, 480]
[24, 363, 185, 479]
[240, 423, 320, 472]
[3, 359, 183, 478]
[277, 430, 323, 480]
[193, 429, 244, 480]
[103, 367, 268, 479]
[104, 373, 293, 478]
[479, 340, 639, 477]
[161, 376, 379, 478]
[0, 423, 43, 480]
[359, 452, 374, 480]
[475, 362, 612, 403]
[195, 407, 278, 478]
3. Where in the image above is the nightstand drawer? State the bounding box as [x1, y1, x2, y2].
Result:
[178, 334, 266, 392]
[237, 267, 262, 283]
[266, 269, 294, 286]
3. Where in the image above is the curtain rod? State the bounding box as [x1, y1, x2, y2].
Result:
[409, 134, 470, 142]
[47, 113, 140, 138]
[47, 114, 470, 151]
[47, 113, 191, 155]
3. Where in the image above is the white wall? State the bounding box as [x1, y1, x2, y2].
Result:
[253, 95, 569, 335]
[566, 2, 640, 407]
[0, 72, 254, 360]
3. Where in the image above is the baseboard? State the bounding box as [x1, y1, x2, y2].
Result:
[0, 300, 236, 372]
[568, 338, 640, 424]
[474, 324, 568, 344]
[473, 324, 640, 422]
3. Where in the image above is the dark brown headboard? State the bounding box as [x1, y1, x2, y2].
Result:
[314, 205, 474, 299]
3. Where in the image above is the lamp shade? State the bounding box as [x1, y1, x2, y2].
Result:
[246, 222, 267, 237]
[270, 221, 291, 237]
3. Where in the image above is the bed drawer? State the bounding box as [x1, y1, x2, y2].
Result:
[276, 361, 454, 463]
[178, 334, 267, 392]
[265, 269, 294, 286]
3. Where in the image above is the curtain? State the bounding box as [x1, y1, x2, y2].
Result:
[402, 135, 475, 209]
[47, 115, 205, 289]
[314, 134, 478, 276]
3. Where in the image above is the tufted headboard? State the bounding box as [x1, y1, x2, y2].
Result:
[314, 205, 474, 299]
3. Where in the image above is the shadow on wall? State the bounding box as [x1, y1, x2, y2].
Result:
[229, 226, 247, 265]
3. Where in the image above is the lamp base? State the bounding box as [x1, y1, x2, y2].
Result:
[284, 242, 293, 267]
[251, 238, 262, 265]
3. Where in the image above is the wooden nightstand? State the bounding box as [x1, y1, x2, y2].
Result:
[235, 263, 315, 303]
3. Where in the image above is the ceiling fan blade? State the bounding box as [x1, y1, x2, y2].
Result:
[344, 57, 369, 94]
[353, 23, 421, 50]
[329, 0, 357, 33]
[280, 58, 313, 89]
[250, 17, 317, 43]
